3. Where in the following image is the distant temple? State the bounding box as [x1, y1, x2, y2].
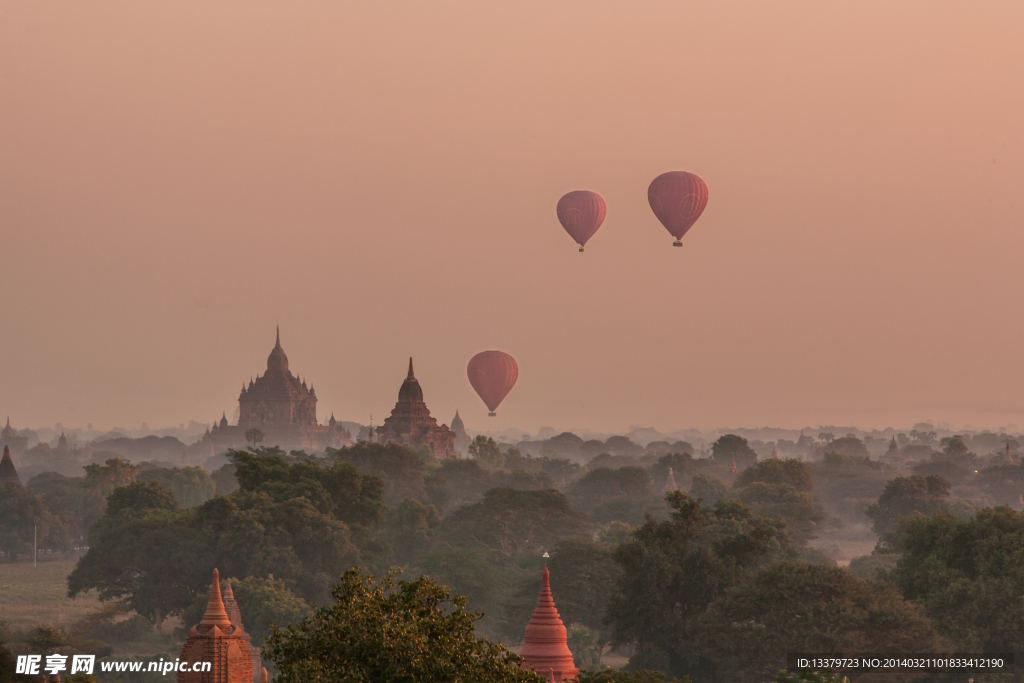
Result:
[1005, 442, 1014, 465]
[884, 436, 900, 462]
[201, 329, 352, 453]
[0, 418, 27, 456]
[177, 569, 254, 683]
[771, 447, 779, 460]
[663, 467, 678, 492]
[374, 359, 455, 458]
[0, 446, 20, 487]
[519, 566, 578, 682]
[450, 410, 470, 456]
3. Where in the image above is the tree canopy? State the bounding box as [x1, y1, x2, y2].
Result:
[262, 568, 545, 683]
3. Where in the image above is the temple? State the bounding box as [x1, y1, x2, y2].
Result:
[1005, 442, 1014, 465]
[1, 418, 26, 456]
[177, 569, 254, 683]
[223, 580, 261, 676]
[663, 467, 678, 492]
[201, 329, 352, 453]
[450, 410, 470, 455]
[519, 566, 578, 682]
[0, 446, 20, 487]
[883, 436, 900, 462]
[374, 358, 455, 458]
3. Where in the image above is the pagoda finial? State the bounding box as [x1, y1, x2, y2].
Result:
[199, 569, 232, 630]
[408, 357, 415, 379]
[276, 325, 281, 347]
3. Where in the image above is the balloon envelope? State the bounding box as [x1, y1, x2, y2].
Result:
[647, 172, 709, 242]
[557, 191, 607, 250]
[467, 351, 519, 415]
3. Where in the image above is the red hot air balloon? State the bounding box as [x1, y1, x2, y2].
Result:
[467, 351, 518, 416]
[647, 171, 709, 247]
[557, 191, 607, 252]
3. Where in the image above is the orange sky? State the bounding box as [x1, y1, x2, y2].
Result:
[2, 1, 1022, 435]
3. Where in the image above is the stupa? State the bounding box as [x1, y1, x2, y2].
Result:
[177, 569, 254, 683]
[663, 467, 679, 492]
[519, 566, 578, 682]
[0, 446, 19, 487]
[374, 358, 455, 458]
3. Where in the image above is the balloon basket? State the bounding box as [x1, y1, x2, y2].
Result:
[578, 247, 584, 252]
[673, 241, 683, 247]
[488, 412, 496, 417]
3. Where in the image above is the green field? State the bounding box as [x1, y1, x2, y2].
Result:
[0, 552, 101, 631]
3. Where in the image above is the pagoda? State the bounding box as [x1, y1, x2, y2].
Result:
[884, 436, 900, 461]
[374, 359, 455, 458]
[519, 566, 578, 682]
[223, 580, 261, 676]
[202, 328, 351, 452]
[177, 569, 254, 683]
[663, 467, 679, 492]
[451, 410, 471, 456]
[0, 446, 20, 487]
[1005, 442, 1014, 465]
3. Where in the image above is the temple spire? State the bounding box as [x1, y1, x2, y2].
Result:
[199, 569, 232, 630]
[408, 357, 415, 379]
[275, 325, 281, 348]
[519, 566, 578, 681]
[664, 467, 679, 492]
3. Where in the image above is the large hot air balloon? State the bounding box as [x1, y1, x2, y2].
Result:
[467, 351, 518, 416]
[647, 171, 708, 247]
[557, 190, 607, 252]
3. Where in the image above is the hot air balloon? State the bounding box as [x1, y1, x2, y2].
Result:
[557, 190, 607, 252]
[467, 351, 518, 416]
[647, 171, 708, 246]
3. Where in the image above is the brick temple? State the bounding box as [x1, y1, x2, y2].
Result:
[374, 358, 455, 458]
[177, 569, 254, 683]
[519, 566, 578, 682]
[201, 328, 351, 453]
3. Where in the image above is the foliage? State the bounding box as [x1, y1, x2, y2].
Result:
[735, 482, 824, 546]
[825, 436, 869, 458]
[327, 443, 444, 509]
[649, 453, 695, 489]
[567, 468, 654, 512]
[710, 435, 757, 469]
[596, 521, 635, 546]
[246, 428, 265, 448]
[82, 459, 141, 529]
[87, 480, 178, 544]
[889, 506, 1024, 657]
[437, 488, 589, 562]
[692, 562, 946, 683]
[211, 463, 239, 495]
[735, 459, 814, 492]
[688, 474, 730, 505]
[566, 623, 602, 670]
[576, 671, 690, 683]
[470, 436, 505, 471]
[845, 553, 899, 580]
[69, 453, 390, 619]
[864, 475, 951, 535]
[27, 471, 87, 542]
[605, 492, 793, 678]
[380, 497, 441, 565]
[262, 568, 546, 683]
[0, 482, 65, 560]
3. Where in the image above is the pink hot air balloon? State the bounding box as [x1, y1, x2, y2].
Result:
[467, 351, 518, 416]
[557, 190, 607, 252]
[648, 171, 709, 247]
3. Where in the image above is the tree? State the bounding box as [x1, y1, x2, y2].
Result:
[82, 458, 141, 530]
[0, 482, 62, 560]
[688, 474, 730, 505]
[735, 482, 824, 546]
[691, 562, 946, 683]
[327, 443, 442, 509]
[649, 453, 694, 490]
[381, 497, 441, 565]
[246, 428, 265, 449]
[566, 468, 655, 516]
[262, 568, 546, 683]
[438, 488, 589, 562]
[710, 435, 757, 469]
[864, 475, 952, 535]
[566, 624, 602, 670]
[604, 436, 642, 457]
[735, 459, 814, 492]
[470, 436, 505, 471]
[605, 492, 793, 678]
[87, 480, 178, 544]
[826, 437, 868, 458]
[889, 506, 1024, 658]
[179, 576, 312, 647]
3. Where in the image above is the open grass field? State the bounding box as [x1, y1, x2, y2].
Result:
[0, 552, 101, 631]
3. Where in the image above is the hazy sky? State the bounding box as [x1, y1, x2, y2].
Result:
[2, 2, 1022, 435]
